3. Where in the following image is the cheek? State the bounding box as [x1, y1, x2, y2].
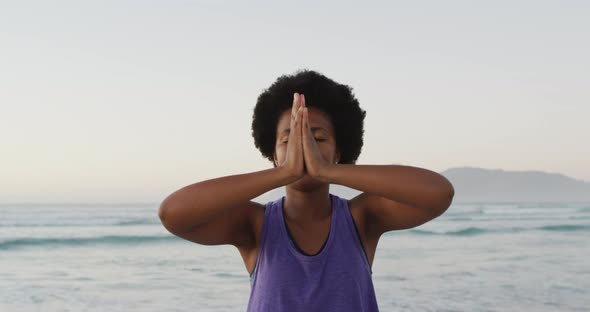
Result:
[275, 144, 286, 159]
[319, 142, 336, 155]
[321, 150, 334, 160]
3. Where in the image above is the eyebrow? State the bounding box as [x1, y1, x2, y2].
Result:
[279, 127, 328, 135]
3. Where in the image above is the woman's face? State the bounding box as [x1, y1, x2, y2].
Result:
[273, 107, 340, 185]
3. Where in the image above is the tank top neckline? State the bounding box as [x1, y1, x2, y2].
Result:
[279, 194, 337, 261]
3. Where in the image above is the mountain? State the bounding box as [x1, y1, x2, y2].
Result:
[441, 166, 590, 203]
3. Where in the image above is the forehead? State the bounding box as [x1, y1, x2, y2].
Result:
[276, 107, 334, 135]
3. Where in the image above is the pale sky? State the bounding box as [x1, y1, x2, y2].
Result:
[1, 1, 588, 203]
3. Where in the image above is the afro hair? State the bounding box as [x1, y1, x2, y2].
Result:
[251, 69, 366, 166]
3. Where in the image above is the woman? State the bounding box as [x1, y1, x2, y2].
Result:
[158, 69, 455, 311]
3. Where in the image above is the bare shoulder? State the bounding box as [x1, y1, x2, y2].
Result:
[347, 193, 381, 269]
[348, 192, 409, 238]
[237, 200, 266, 276]
[348, 193, 377, 240]
[247, 201, 267, 248]
[229, 200, 266, 250]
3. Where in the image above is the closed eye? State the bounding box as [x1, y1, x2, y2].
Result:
[282, 138, 326, 144]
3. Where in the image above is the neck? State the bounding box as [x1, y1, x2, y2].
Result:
[283, 184, 332, 223]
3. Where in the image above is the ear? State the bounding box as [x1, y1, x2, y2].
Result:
[335, 150, 341, 164]
[273, 152, 278, 168]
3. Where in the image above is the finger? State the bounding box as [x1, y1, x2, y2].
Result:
[288, 107, 300, 154]
[299, 104, 305, 137]
[291, 102, 301, 134]
[303, 107, 313, 145]
[292, 93, 300, 118]
[299, 106, 306, 144]
[301, 95, 309, 131]
[302, 106, 307, 136]
[304, 108, 318, 153]
[293, 106, 303, 136]
[301, 108, 312, 161]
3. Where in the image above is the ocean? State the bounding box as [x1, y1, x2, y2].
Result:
[1, 197, 589, 311]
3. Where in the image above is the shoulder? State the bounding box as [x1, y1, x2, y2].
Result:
[347, 192, 382, 240]
[244, 197, 284, 250]
[234, 200, 267, 276]
[246, 201, 267, 248]
[346, 193, 368, 234]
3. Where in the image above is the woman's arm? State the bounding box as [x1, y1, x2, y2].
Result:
[159, 166, 294, 239]
[321, 164, 455, 235]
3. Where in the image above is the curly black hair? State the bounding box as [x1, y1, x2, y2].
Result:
[252, 69, 366, 166]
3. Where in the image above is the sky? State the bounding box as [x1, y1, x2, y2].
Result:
[1, 0, 588, 203]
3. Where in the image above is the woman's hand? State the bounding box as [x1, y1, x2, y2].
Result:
[277, 93, 305, 181]
[301, 94, 333, 182]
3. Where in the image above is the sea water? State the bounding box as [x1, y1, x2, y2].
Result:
[1, 199, 589, 311]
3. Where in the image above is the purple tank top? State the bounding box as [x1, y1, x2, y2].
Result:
[247, 193, 380, 311]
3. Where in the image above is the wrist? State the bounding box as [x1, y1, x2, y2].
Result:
[275, 166, 300, 185]
[317, 163, 338, 183]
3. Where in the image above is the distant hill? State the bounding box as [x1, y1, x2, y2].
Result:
[255, 166, 590, 204]
[441, 166, 590, 203]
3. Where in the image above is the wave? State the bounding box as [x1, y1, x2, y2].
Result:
[0, 219, 159, 227]
[482, 208, 579, 215]
[404, 224, 590, 236]
[0, 235, 177, 250]
[408, 227, 492, 236]
[537, 224, 590, 231]
[114, 219, 159, 226]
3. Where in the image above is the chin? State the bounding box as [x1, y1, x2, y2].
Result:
[292, 174, 325, 191]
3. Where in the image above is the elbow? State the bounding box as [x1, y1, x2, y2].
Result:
[447, 183, 455, 202]
[158, 196, 181, 233]
[440, 175, 455, 202]
[158, 195, 202, 234]
[158, 202, 168, 224]
[438, 183, 455, 214]
[158, 199, 173, 232]
[433, 178, 454, 215]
